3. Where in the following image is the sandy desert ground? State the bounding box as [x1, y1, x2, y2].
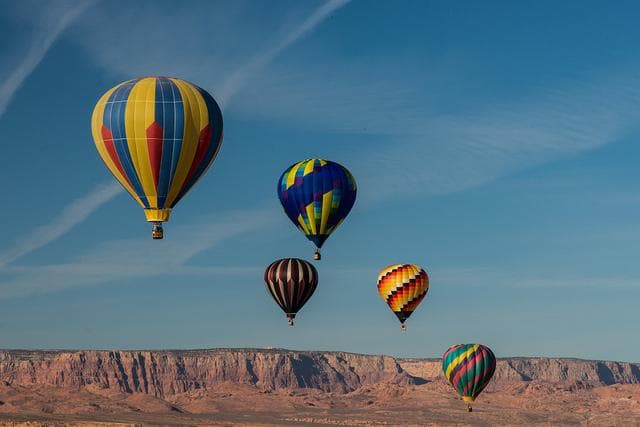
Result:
[0, 379, 640, 425]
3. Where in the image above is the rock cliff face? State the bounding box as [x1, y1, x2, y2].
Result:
[0, 349, 638, 398]
[398, 357, 640, 386]
[0, 349, 414, 397]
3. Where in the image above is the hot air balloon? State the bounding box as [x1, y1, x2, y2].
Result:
[442, 344, 496, 412]
[377, 264, 429, 331]
[91, 76, 223, 239]
[264, 258, 318, 326]
[277, 159, 356, 260]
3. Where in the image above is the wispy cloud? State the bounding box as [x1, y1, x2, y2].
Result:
[433, 266, 640, 290]
[0, 0, 95, 118]
[218, 0, 351, 105]
[356, 76, 640, 202]
[0, 182, 121, 268]
[74, 0, 351, 107]
[0, 205, 278, 299]
[229, 64, 640, 203]
[29, 0, 640, 211]
[0, 0, 350, 272]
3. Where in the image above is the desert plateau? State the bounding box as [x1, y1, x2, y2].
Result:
[0, 349, 637, 425]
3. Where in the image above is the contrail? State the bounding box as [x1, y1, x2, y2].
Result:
[0, 0, 348, 267]
[219, 0, 352, 105]
[0, 204, 277, 298]
[0, 1, 95, 118]
[0, 182, 121, 268]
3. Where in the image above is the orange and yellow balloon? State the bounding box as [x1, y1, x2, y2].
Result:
[91, 76, 223, 238]
[377, 264, 429, 331]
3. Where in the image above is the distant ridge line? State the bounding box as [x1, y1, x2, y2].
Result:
[0, 349, 638, 397]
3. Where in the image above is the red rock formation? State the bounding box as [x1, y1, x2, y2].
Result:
[0, 349, 638, 400]
[0, 350, 640, 424]
[398, 357, 640, 386]
[0, 349, 416, 397]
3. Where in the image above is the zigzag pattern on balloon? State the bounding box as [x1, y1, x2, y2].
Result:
[442, 344, 496, 402]
[377, 264, 429, 323]
[277, 159, 357, 249]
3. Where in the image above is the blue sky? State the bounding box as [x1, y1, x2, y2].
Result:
[1, 0, 639, 361]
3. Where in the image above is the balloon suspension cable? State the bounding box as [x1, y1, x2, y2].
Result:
[467, 403, 473, 412]
[288, 317, 294, 327]
[400, 324, 407, 332]
[313, 249, 321, 260]
[151, 222, 164, 240]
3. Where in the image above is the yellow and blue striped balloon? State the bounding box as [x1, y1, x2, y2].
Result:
[91, 77, 223, 238]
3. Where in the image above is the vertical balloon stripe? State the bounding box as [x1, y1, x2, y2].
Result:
[153, 77, 175, 206]
[320, 191, 332, 234]
[107, 81, 148, 205]
[125, 77, 157, 207]
[146, 120, 163, 191]
[182, 125, 211, 188]
[92, 85, 135, 195]
[270, 260, 288, 312]
[313, 160, 323, 233]
[290, 259, 300, 309]
[295, 164, 310, 234]
[92, 85, 145, 207]
[157, 78, 184, 207]
[143, 77, 159, 206]
[318, 164, 332, 234]
[197, 87, 224, 173]
[146, 77, 165, 191]
[164, 78, 201, 207]
[101, 128, 130, 185]
[103, 80, 149, 208]
[329, 164, 344, 231]
[301, 165, 315, 234]
[329, 164, 344, 229]
[172, 86, 223, 205]
[267, 262, 285, 309]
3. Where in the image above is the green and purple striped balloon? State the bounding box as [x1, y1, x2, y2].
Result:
[442, 344, 496, 409]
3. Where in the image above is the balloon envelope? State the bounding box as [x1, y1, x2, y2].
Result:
[264, 258, 318, 325]
[91, 76, 223, 236]
[442, 344, 496, 403]
[277, 159, 356, 257]
[377, 264, 429, 326]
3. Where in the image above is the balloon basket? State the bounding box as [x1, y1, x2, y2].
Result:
[467, 404, 473, 412]
[288, 318, 294, 327]
[313, 250, 321, 260]
[151, 222, 164, 240]
[400, 324, 406, 332]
